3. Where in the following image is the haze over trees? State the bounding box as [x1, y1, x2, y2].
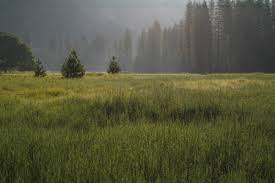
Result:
[0, 0, 274, 73]
[134, 0, 275, 73]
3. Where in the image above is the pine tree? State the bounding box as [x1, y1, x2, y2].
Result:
[33, 59, 47, 77]
[161, 28, 170, 72]
[107, 56, 121, 74]
[209, 0, 217, 72]
[184, 1, 194, 72]
[61, 50, 85, 78]
[134, 30, 148, 73]
[215, 0, 226, 72]
[148, 21, 162, 73]
[178, 20, 186, 72]
[194, 1, 212, 73]
[123, 28, 133, 71]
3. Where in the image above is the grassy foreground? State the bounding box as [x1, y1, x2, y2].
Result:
[0, 73, 274, 183]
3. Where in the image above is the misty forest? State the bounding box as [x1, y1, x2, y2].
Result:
[1, 0, 275, 73]
[0, 0, 275, 182]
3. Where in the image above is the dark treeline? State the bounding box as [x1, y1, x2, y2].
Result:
[134, 0, 275, 73]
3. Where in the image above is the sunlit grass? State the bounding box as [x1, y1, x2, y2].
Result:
[0, 72, 274, 182]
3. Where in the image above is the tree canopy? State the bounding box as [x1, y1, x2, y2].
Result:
[0, 32, 34, 71]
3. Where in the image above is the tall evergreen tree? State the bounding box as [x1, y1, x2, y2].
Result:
[215, 0, 226, 72]
[118, 29, 133, 72]
[124, 29, 133, 71]
[148, 21, 162, 73]
[184, 1, 194, 72]
[135, 30, 148, 73]
[194, 2, 212, 73]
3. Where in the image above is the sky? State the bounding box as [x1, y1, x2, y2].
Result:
[0, 0, 186, 46]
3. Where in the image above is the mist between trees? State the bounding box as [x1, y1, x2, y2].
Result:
[26, 0, 275, 73]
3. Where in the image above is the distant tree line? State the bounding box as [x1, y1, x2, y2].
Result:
[0, 32, 121, 77]
[134, 0, 275, 73]
[1, 0, 275, 73]
[23, 0, 275, 73]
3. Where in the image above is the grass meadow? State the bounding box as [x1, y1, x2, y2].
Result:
[0, 73, 274, 182]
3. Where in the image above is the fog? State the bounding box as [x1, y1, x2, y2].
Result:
[1, 0, 275, 73]
[0, 0, 185, 46]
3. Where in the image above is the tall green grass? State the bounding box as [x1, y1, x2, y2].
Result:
[0, 73, 274, 182]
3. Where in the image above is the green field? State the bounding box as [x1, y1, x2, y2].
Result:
[0, 73, 274, 183]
